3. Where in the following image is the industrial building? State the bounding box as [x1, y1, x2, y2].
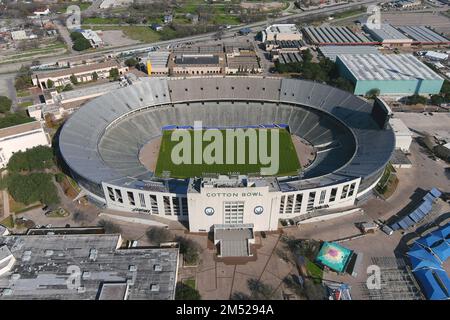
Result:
[224, 43, 262, 74]
[32, 60, 129, 89]
[262, 24, 302, 43]
[302, 26, 374, 45]
[319, 45, 379, 62]
[336, 54, 444, 96]
[0, 121, 50, 168]
[390, 118, 412, 152]
[397, 26, 450, 45]
[0, 232, 179, 300]
[363, 24, 413, 47]
[146, 51, 170, 75]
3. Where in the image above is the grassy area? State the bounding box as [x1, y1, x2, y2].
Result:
[83, 17, 123, 24]
[0, 215, 14, 228]
[18, 101, 33, 108]
[155, 128, 301, 178]
[332, 7, 366, 20]
[183, 278, 196, 289]
[45, 207, 69, 218]
[212, 15, 241, 25]
[61, 1, 91, 12]
[16, 90, 30, 98]
[306, 258, 323, 284]
[375, 163, 398, 198]
[9, 196, 41, 214]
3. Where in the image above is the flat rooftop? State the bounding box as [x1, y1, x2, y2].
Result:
[0, 234, 178, 300]
[147, 51, 170, 68]
[397, 26, 450, 43]
[337, 54, 443, 81]
[36, 60, 120, 79]
[174, 55, 220, 66]
[266, 24, 301, 35]
[319, 45, 379, 62]
[303, 26, 372, 44]
[0, 121, 41, 139]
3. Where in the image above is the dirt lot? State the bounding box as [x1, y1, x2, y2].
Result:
[381, 12, 450, 37]
[100, 30, 140, 47]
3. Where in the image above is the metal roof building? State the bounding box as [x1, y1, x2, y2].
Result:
[0, 233, 179, 300]
[363, 24, 413, 47]
[336, 54, 444, 95]
[319, 45, 379, 62]
[397, 26, 450, 45]
[302, 26, 374, 45]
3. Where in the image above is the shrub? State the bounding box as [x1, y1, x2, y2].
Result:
[146, 227, 172, 245]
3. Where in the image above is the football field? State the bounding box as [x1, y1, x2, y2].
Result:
[154, 128, 301, 178]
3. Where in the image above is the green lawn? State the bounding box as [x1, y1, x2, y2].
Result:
[18, 101, 33, 108]
[16, 90, 30, 97]
[155, 128, 300, 178]
[306, 259, 323, 284]
[83, 17, 122, 24]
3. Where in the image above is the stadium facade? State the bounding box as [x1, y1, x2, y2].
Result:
[59, 76, 395, 232]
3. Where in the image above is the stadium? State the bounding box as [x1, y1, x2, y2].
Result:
[58, 76, 395, 233]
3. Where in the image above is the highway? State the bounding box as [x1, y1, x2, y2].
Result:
[0, 0, 384, 75]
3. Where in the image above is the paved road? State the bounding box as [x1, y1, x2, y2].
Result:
[0, 0, 383, 75]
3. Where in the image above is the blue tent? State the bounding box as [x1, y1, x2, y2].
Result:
[430, 240, 450, 262]
[409, 256, 443, 272]
[407, 243, 440, 263]
[416, 233, 442, 248]
[440, 223, 450, 239]
[413, 269, 449, 300]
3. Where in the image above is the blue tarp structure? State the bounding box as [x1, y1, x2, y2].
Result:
[431, 241, 450, 262]
[413, 269, 450, 300]
[392, 188, 442, 231]
[407, 243, 439, 263]
[408, 222, 450, 300]
[409, 256, 443, 271]
[416, 233, 443, 248]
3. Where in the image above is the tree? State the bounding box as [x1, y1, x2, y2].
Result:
[46, 79, 54, 89]
[405, 94, 427, 105]
[7, 173, 59, 205]
[109, 68, 119, 81]
[430, 94, 444, 106]
[146, 227, 172, 245]
[69, 74, 78, 85]
[7, 145, 54, 172]
[98, 219, 122, 234]
[125, 58, 138, 68]
[92, 72, 98, 81]
[44, 113, 56, 128]
[0, 96, 12, 113]
[366, 88, 380, 99]
[14, 66, 33, 90]
[302, 49, 313, 62]
[70, 31, 92, 51]
[175, 283, 201, 300]
[247, 279, 274, 300]
[175, 236, 201, 265]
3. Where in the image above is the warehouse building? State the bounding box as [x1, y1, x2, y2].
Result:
[0, 121, 50, 168]
[302, 26, 374, 45]
[262, 24, 302, 43]
[224, 44, 262, 74]
[363, 24, 413, 47]
[397, 26, 450, 45]
[146, 51, 170, 75]
[390, 118, 412, 152]
[336, 54, 444, 96]
[319, 45, 379, 62]
[32, 60, 128, 89]
[0, 232, 179, 300]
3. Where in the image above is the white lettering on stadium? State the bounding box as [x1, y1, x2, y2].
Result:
[206, 192, 263, 197]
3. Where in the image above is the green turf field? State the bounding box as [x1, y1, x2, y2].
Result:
[154, 128, 300, 178]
